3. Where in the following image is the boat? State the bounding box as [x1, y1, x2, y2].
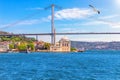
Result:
[77, 48, 85, 52]
[78, 50, 84, 52]
[19, 49, 30, 53]
[26, 49, 30, 53]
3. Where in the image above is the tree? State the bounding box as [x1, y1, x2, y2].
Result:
[1, 36, 11, 41]
[11, 36, 21, 42]
[71, 47, 77, 52]
[44, 42, 50, 50]
[27, 42, 35, 51]
[17, 42, 27, 51]
[9, 43, 15, 50]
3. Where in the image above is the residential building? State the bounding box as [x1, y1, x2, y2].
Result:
[0, 42, 9, 52]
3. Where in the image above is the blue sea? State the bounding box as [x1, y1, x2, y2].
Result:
[0, 50, 120, 80]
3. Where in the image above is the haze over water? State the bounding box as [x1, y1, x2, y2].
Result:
[0, 51, 120, 80]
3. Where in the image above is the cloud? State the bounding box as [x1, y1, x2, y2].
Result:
[55, 14, 120, 28]
[112, 0, 120, 10]
[114, 0, 120, 7]
[0, 18, 50, 29]
[80, 14, 120, 28]
[27, 7, 44, 10]
[106, 21, 120, 28]
[18, 19, 40, 25]
[26, 8, 95, 21]
[0, 7, 96, 29]
[95, 20, 120, 28]
[48, 8, 95, 20]
[59, 28, 86, 33]
[99, 14, 120, 20]
[18, 18, 49, 25]
[83, 20, 120, 28]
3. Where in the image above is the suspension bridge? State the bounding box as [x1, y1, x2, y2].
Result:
[1, 4, 120, 44]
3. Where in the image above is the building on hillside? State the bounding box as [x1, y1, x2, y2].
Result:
[35, 41, 45, 51]
[0, 42, 9, 52]
[50, 37, 71, 52]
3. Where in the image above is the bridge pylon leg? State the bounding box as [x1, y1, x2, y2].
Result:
[36, 35, 38, 41]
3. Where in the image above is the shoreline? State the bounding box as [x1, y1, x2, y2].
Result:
[0, 50, 84, 53]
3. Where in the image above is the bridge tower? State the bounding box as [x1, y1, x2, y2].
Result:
[45, 4, 61, 46]
[51, 4, 55, 45]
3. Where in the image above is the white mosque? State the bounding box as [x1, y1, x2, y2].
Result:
[50, 36, 71, 52]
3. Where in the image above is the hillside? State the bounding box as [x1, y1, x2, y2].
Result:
[0, 31, 9, 34]
[71, 41, 120, 50]
[0, 31, 35, 42]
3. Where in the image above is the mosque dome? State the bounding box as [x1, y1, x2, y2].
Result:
[61, 36, 69, 41]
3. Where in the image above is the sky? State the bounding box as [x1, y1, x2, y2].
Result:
[1, 0, 120, 42]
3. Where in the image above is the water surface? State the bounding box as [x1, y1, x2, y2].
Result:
[0, 50, 120, 80]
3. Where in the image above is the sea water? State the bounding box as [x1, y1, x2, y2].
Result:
[0, 50, 120, 80]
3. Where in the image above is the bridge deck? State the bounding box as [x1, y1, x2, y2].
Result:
[0, 32, 120, 36]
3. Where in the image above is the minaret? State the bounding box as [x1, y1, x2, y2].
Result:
[54, 28, 56, 46]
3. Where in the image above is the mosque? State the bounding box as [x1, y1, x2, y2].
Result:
[50, 36, 71, 52]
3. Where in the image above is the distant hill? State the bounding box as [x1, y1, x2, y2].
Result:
[0, 31, 35, 41]
[71, 41, 120, 50]
[0, 31, 10, 34]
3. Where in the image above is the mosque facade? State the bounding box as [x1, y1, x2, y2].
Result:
[50, 37, 71, 52]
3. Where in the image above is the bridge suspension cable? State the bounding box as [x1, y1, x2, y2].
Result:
[0, 10, 43, 29]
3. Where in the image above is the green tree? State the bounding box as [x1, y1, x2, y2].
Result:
[71, 47, 77, 52]
[11, 36, 21, 42]
[18, 42, 27, 51]
[44, 42, 50, 50]
[9, 43, 15, 49]
[0, 36, 35, 42]
[1, 36, 11, 41]
[27, 42, 35, 51]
